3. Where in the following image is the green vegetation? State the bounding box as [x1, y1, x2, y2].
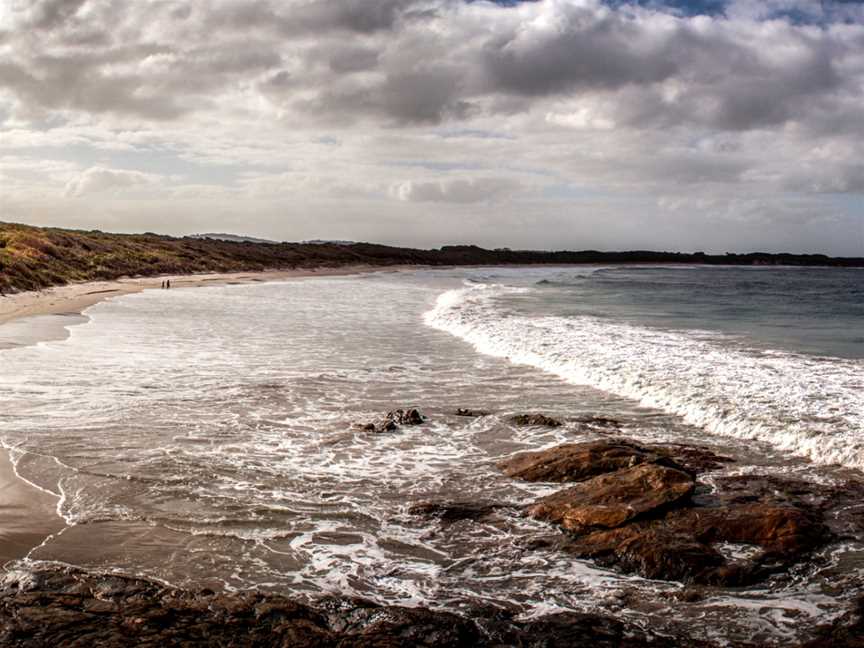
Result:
[2, 221, 862, 295]
[0, 222, 425, 294]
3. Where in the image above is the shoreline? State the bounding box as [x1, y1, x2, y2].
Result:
[0, 264, 413, 331]
[0, 263, 415, 564]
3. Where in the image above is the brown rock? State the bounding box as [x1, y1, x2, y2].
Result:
[499, 440, 732, 483]
[561, 496, 830, 586]
[528, 463, 695, 534]
[649, 443, 734, 474]
[499, 440, 666, 483]
[565, 520, 727, 583]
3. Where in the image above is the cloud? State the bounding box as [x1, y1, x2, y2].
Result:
[1, 0, 860, 132]
[1, 0, 863, 254]
[392, 177, 521, 202]
[63, 166, 163, 197]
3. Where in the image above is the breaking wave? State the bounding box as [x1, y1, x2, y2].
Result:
[425, 283, 864, 470]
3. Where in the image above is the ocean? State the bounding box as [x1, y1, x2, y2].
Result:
[0, 265, 861, 644]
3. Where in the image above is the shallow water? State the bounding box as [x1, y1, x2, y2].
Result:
[0, 266, 861, 644]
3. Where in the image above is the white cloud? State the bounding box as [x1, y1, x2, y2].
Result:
[391, 177, 522, 203]
[63, 166, 164, 197]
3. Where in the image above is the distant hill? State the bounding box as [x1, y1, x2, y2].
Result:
[301, 239, 357, 246]
[188, 233, 280, 245]
[1, 221, 862, 294]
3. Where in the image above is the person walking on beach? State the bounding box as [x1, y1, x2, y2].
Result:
[161, 280, 166, 289]
[166, 279, 171, 289]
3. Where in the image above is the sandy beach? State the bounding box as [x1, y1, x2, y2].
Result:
[0, 264, 412, 564]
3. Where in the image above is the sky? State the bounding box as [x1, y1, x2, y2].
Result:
[1, 0, 863, 254]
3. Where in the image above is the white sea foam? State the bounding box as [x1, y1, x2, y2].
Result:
[425, 283, 864, 470]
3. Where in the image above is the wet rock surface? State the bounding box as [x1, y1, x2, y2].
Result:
[500, 439, 836, 586]
[408, 500, 505, 523]
[0, 564, 662, 648]
[354, 408, 426, 433]
[499, 439, 730, 482]
[508, 413, 563, 427]
[499, 440, 671, 482]
[455, 408, 491, 417]
[386, 408, 425, 426]
[528, 463, 695, 534]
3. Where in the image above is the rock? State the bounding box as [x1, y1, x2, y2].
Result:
[498, 440, 732, 483]
[573, 415, 622, 429]
[509, 413, 562, 427]
[499, 440, 669, 483]
[0, 564, 671, 647]
[563, 518, 726, 584]
[354, 419, 398, 434]
[528, 463, 695, 534]
[801, 594, 864, 648]
[316, 597, 479, 646]
[455, 408, 490, 417]
[386, 408, 425, 426]
[408, 501, 503, 522]
[504, 441, 829, 586]
[560, 489, 830, 586]
[353, 408, 425, 433]
[479, 611, 656, 648]
[649, 443, 734, 474]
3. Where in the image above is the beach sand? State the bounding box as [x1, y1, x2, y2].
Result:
[0, 450, 65, 565]
[0, 264, 413, 563]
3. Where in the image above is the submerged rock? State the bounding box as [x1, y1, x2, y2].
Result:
[455, 408, 491, 417]
[509, 413, 563, 427]
[528, 463, 695, 534]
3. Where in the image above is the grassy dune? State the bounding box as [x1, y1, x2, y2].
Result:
[2, 221, 861, 295]
[0, 222, 430, 294]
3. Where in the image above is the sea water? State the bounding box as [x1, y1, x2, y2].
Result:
[0, 266, 861, 644]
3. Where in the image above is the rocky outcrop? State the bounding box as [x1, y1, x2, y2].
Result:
[499, 440, 831, 586]
[509, 413, 563, 427]
[355, 408, 425, 433]
[528, 464, 695, 534]
[387, 408, 425, 426]
[500, 440, 665, 482]
[499, 439, 731, 482]
[561, 495, 829, 586]
[0, 564, 661, 648]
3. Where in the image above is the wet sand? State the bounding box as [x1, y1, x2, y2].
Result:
[0, 450, 65, 565]
[0, 264, 414, 562]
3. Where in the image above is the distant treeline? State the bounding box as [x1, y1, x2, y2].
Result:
[1, 221, 861, 294]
